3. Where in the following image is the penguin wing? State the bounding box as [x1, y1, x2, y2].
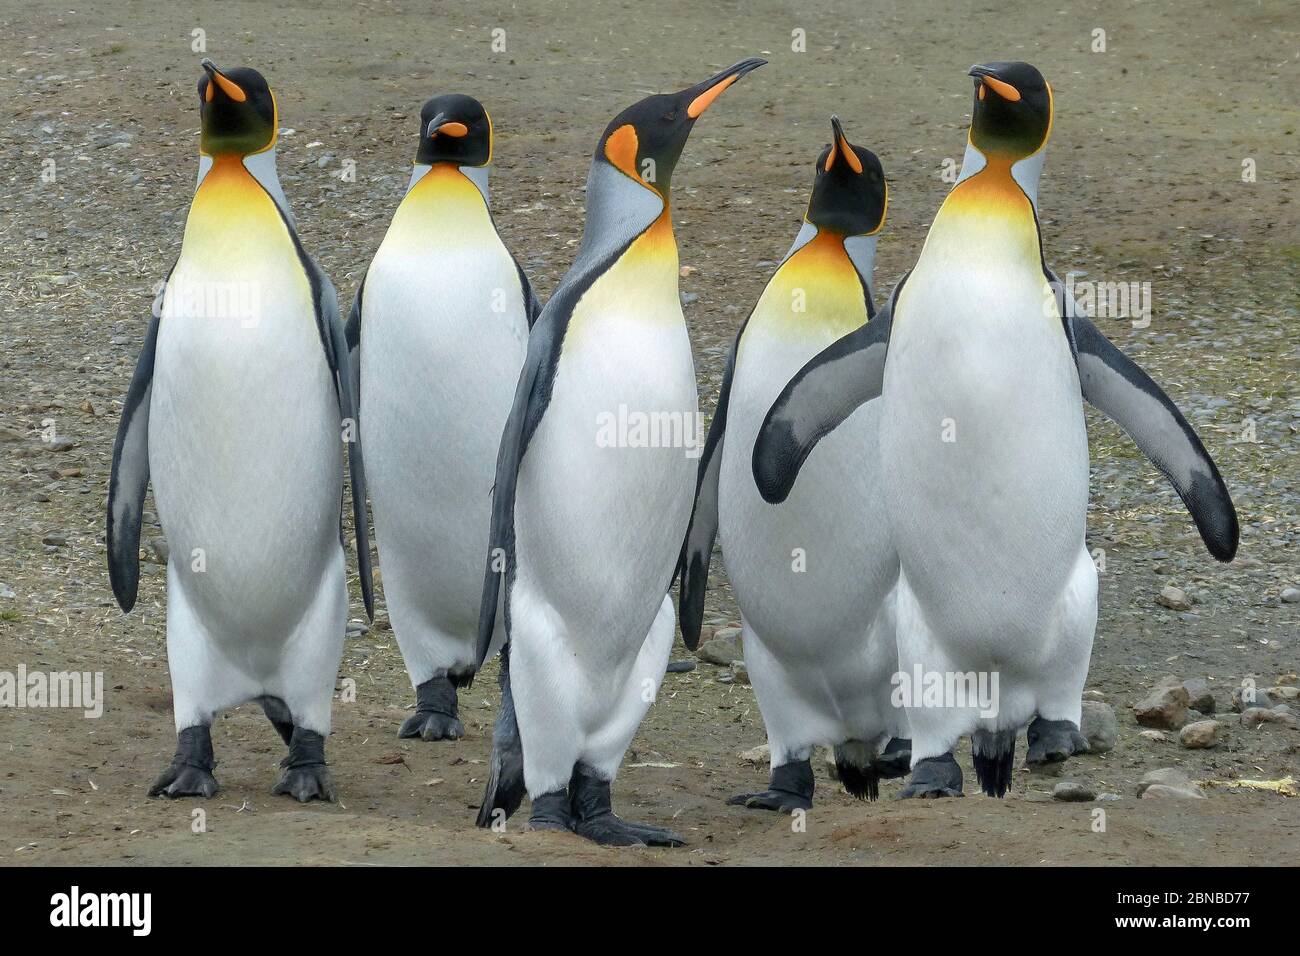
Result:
[476, 310, 566, 667]
[344, 270, 365, 408]
[676, 317, 748, 650]
[309, 261, 376, 620]
[106, 271, 172, 613]
[512, 254, 544, 329]
[751, 282, 900, 504]
[1052, 272, 1239, 561]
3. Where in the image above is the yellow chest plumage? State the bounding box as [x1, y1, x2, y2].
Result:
[745, 231, 867, 351]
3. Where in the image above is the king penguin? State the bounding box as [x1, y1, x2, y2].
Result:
[752, 61, 1238, 797]
[346, 95, 538, 741]
[107, 59, 373, 801]
[474, 57, 766, 845]
[678, 119, 928, 811]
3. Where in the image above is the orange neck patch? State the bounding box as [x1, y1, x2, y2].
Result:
[604, 124, 640, 181]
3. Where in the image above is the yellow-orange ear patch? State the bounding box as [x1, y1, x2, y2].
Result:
[981, 75, 1020, 102]
[604, 124, 640, 178]
[687, 74, 738, 118]
[838, 134, 863, 174]
[825, 139, 838, 172]
[212, 70, 247, 102]
[204, 81, 214, 102]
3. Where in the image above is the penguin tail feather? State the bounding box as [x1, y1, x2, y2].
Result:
[971, 729, 1016, 798]
[475, 645, 526, 828]
[833, 741, 881, 802]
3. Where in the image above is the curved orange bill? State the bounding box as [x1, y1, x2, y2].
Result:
[827, 115, 863, 173]
[200, 59, 247, 103]
[685, 56, 767, 119]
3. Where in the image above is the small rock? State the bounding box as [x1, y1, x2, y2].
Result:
[1080, 700, 1117, 753]
[41, 533, 67, 548]
[1268, 685, 1299, 702]
[1142, 783, 1206, 800]
[1281, 587, 1300, 604]
[1139, 730, 1169, 743]
[1133, 680, 1189, 729]
[1097, 792, 1122, 802]
[1156, 585, 1192, 611]
[696, 630, 742, 666]
[1239, 707, 1300, 731]
[739, 743, 769, 765]
[148, 536, 169, 565]
[664, 659, 696, 674]
[1052, 780, 1096, 802]
[43, 437, 77, 453]
[1137, 767, 1202, 799]
[1231, 687, 1275, 712]
[1179, 720, 1220, 749]
[345, 621, 368, 638]
[0, 583, 15, 600]
[728, 660, 750, 685]
[1182, 677, 1216, 714]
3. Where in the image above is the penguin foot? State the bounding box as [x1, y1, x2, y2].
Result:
[398, 675, 463, 741]
[896, 753, 964, 799]
[728, 758, 814, 812]
[149, 725, 219, 798]
[272, 728, 335, 803]
[569, 765, 685, 847]
[971, 729, 1017, 797]
[525, 789, 573, 833]
[872, 737, 913, 779]
[1026, 717, 1089, 765]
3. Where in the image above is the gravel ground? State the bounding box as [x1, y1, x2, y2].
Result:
[0, 0, 1296, 865]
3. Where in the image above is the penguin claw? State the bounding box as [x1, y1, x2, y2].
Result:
[148, 764, 218, 799]
[398, 709, 464, 741]
[727, 789, 812, 814]
[895, 754, 965, 799]
[272, 764, 336, 803]
[574, 813, 685, 847]
[1026, 717, 1089, 765]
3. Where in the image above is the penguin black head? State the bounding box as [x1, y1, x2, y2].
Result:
[197, 59, 277, 156]
[416, 94, 492, 167]
[968, 61, 1053, 159]
[595, 57, 766, 197]
[806, 117, 887, 236]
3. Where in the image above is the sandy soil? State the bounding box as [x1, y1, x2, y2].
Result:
[0, 0, 1296, 866]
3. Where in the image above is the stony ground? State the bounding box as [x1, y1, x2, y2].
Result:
[0, 0, 1296, 866]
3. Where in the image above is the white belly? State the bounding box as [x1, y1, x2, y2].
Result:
[513, 289, 697, 672]
[150, 255, 341, 642]
[720, 320, 896, 652]
[880, 249, 1089, 643]
[360, 239, 528, 636]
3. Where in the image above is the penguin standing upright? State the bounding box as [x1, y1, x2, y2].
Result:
[678, 119, 929, 811]
[107, 60, 373, 801]
[346, 95, 538, 741]
[475, 57, 765, 845]
[753, 62, 1237, 797]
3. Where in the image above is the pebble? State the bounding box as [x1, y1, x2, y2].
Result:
[1139, 729, 1170, 743]
[1080, 700, 1117, 753]
[1156, 585, 1192, 611]
[0, 583, 15, 599]
[696, 631, 742, 666]
[1281, 587, 1300, 604]
[1231, 687, 1275, 712]
[1238, 707, 1300, 731]
[345, 621, 368, 638]
[739, 743, 769, 765]
[1137, 767, 1203, 799]
[1133, 677, 1189, 729]
[728, 660, 750, 686]
[1052, 780, 1096, 802]
[664, 659, 696, 674]
[148, 536, 169, 565]
[1178, 720, 1220, 749]
[41, 533, 67, 548]
[1182, 677, 1216, 714]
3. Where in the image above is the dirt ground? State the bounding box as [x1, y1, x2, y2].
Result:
[0, 0, 1296, 866]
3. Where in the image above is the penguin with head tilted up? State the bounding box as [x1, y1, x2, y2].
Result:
[346, 95, 537, 742]
[678, 118, 940, 811]
[107, 59, 373, 801]
[474, 57, 765, 845]
[753, 61, 1237, 798]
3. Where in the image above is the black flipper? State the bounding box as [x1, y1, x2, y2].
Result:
[344, 270, 365, 409]
[107, 269, 172, 613]
[321, 271, 375, 620]
[751, 277, 903, 504]
[676, 318, 747, 650]
[1051, 270, 1239, 561]
[476, 643, 527, 827]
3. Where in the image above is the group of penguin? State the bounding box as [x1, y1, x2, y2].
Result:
[106, 54, 1238, 847]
